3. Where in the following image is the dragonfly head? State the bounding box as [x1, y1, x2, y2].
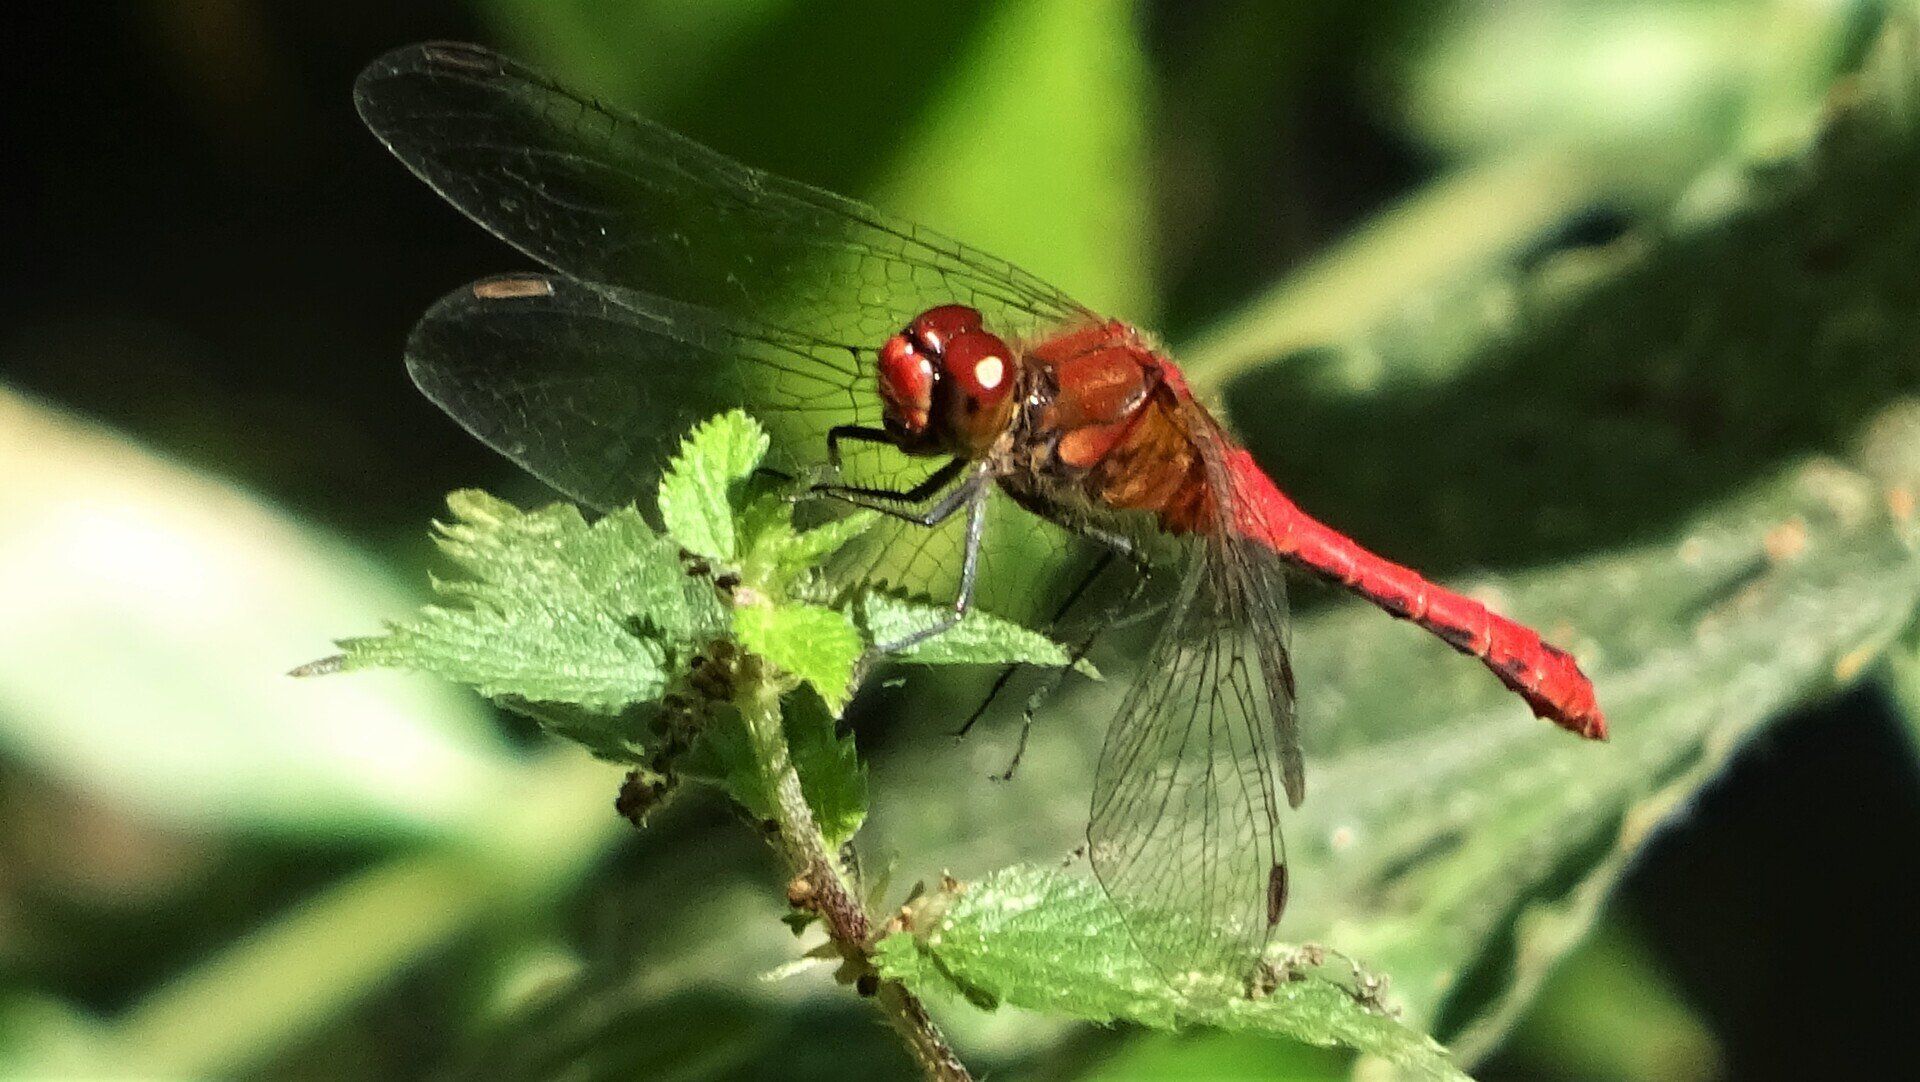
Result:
[877, 305, 1018, 457]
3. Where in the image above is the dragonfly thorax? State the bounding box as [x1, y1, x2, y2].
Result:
[876, 305, 1020, 458]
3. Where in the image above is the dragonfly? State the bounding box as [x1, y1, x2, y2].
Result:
[356, 42, 1606, 988]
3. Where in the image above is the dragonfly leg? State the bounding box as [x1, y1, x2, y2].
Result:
[955, 549, 1118, 740]
[809, 456, 970, 524]
[873, 474, 992, 654]
[825, 424, 898, 470]
[995, 529, 1156, 781]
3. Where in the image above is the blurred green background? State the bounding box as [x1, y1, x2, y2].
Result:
[5, 1, 1920, 1079]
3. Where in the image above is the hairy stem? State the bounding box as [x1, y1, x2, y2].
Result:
[737, 663, 972, 1082]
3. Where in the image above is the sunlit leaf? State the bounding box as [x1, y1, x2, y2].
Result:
[762, 510, 880, 580]
[857, 590, 1085, 671]
[734, 602, 862, 714]
[659, 409, 770, 563]
[787, 692, 867, 847]
[874, 865, 1467, 1081]
[331, 495, 698, 717]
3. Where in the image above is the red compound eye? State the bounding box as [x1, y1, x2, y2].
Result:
[877, 332, 935, 434]
[875, 305, 1011, 452]
[942, 330, 1013, 408]
[909, 304, 984, 353]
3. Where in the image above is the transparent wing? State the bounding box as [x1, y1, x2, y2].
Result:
[407, 273, 1091, 619]
[360, 41, 1100, 618]
[408, 273, 864, 509]
[1087, 425, 1297, 988]
[354, 42, 1092, 352]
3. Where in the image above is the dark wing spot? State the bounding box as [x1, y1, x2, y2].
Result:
[471, 275, 555, 300]
[1267, 863, 1289, 926]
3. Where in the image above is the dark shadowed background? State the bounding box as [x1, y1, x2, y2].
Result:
[4, 2, 1917, 1079]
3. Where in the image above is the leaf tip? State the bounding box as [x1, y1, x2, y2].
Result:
[287, 654, 347, 678]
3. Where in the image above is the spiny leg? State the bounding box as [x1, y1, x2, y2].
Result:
[955, 548, 1117, 739]
[872, 474, 993, 653]
[809, 455, 969, 520]
[825, 424, 897, 470]
[995, 527, 1156, 781]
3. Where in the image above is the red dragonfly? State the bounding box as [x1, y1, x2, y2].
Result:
[357, 42, 1605, 986]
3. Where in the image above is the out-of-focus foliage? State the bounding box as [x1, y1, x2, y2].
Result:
[1404, 0, 1873, 189]
[0, 389, 513, 838]
[1496, 923, 1722, 1082]
[0, 392, 628, 1078]
[6, 1, 1920, 1080]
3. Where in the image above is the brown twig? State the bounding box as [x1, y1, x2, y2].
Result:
[738, 665, 972, 1082]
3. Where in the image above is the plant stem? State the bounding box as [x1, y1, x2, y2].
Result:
[737, 663, 973, 1082]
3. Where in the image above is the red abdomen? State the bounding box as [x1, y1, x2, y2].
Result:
[1222, 447, 1605, 738]
[1028, 324, 1606, 741]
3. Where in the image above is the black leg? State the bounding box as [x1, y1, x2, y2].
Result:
[995, 565, 1157, 780]
[825, 424, 898, 469]
[991, 530, 1155, 781]
[874, 474, 992, 653]
[955, 549, 1117, 739]
[812, 457, 973, 527]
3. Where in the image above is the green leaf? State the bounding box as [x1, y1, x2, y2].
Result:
[869, 14, 1920, 1064]
[873, 865, 1466, 1081]
[658, 410, 770, 563]
[736, 492, 864, 597]
[681, 691, 866, 847]
[785, 693, 867, 848]
[733, 602, 862, 714]
[762, 510, 879, 580]
[334, 494, 713, 719]
[856, 590, 1087, 672]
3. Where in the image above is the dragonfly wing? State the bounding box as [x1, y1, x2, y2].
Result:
[355, 42, 1091, 354]
[1087, 527, 1296, 989]
[363, 42, 1101, 619]
[408, 272, 1090, 620]
[408, 273, 878, 509]
[1216, 448, 1305, 808]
